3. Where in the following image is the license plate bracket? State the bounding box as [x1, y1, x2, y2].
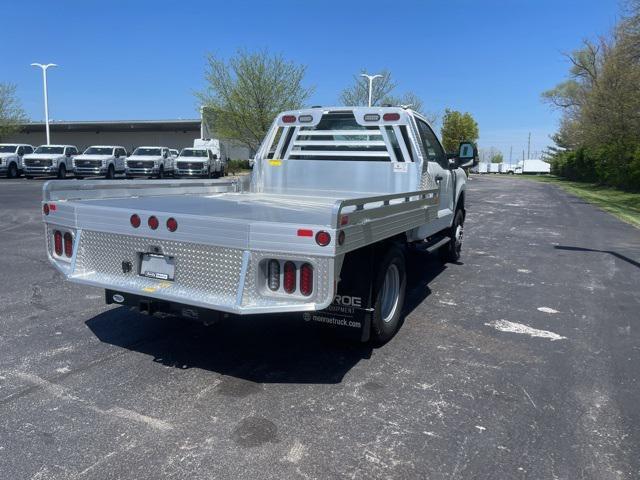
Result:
[139, 253, 175, 281]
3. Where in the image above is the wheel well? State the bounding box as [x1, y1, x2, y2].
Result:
[456, 191, 465, 215]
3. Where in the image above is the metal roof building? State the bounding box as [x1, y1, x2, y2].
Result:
[6, 119, 252, 159]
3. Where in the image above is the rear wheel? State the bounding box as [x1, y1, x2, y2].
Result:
[57, 164, 66, 179]
[371, 245, 407, 345]
[106, 164, 115, 179]
[440, 209, 464, 263]
[7, 162, 18, 179]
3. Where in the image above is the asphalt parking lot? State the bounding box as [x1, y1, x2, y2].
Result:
[0, 175, 638, 479]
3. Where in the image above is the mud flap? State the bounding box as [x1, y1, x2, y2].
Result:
[303, 246, 374, 342]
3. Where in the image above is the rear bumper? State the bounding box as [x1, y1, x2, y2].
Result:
[44, 226, 336, 315]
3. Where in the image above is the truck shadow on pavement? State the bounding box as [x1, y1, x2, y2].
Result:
[84, 250, 446, 385]
[555, 245, 640, 269]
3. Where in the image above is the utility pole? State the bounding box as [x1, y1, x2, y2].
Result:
[31, 63, 58, 144]
[509, 146, 513, 165]
[527, 132, 531, 160]
[360, 73, 383, 107]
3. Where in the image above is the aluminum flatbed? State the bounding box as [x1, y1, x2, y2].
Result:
[43, 106, 476, 343]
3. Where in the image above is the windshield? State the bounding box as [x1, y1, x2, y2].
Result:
[84, 147, 113, 155]
[34, 146, 64, 154]
[0, 146, 17, 153]
[179, 149, 207, 157]
[132, 148, 161, 156]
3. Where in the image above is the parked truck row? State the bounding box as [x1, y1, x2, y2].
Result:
[41, 106, 477, 344]
[0, 139, 229, 179]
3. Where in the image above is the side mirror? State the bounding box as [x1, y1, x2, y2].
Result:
[66, 152, 71, 157]
[212, 154, 218, 160]
[453, 142, 478, 169]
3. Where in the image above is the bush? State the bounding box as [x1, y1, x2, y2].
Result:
[549, 145, 640, 191]
[226, 159, 252, 175]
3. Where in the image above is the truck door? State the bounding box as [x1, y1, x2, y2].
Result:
[414, 118, 454, 231]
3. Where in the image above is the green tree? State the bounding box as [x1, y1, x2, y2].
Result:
[196, 49, 314, 152]
[0, 83, 27, 141]
[440, 109, 479, 153]
[339, 70, 438, 124]
[491, 152, 504, 163]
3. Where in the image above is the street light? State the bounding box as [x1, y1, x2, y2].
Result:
[31, 63, 57, 145]
[360, 73, 383, 107]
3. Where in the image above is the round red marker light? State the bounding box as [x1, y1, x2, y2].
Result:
[130, 214, 141, 228]
[166, 217, 178, 232]
[148, 216, 159, 230]
[315, 231, 331, 246]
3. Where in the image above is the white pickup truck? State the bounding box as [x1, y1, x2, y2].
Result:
[24, 145, 79, 179]
[41, 107, 476, 343]
[175, 139, 228, 178]
[125, 146, 174, 178]
[0, 144, 34, 178]
[73, 145, 128, 179]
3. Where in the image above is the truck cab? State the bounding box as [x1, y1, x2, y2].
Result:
[0, 144, 34, 178]
[24, 145, 78, 179]
[125, 146, 174, 178]
[73, 145, 128, 179]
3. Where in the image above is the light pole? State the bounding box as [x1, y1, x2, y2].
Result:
[31, 63, 57, 144]
[360, 73, 383, 107]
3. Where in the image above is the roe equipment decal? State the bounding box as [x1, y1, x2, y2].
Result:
[306, 247, 374, 341]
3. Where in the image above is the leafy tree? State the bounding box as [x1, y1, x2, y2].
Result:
[542, 2, 640, 189]
[339, 70, 438, 124]
[440, 109, 479, 153]
[490, 152, 504, 163]
[196, 49, 314, 152]
[0, 83, 27, 141]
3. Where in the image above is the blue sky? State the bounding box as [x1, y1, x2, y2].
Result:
[2, 0, 621, 158]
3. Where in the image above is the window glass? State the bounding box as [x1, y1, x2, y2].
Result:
[0, 146, 16, 153]
[289, 112, 389, 162]
[384, 126, 405, 162]
[84, 147, 112, 155]
[17, 147, 23, 155]
[267, 127, 284, 159]
[415, 119, 446, 167]
[35, 146, 64, 154]
[133, 148, 162, 156]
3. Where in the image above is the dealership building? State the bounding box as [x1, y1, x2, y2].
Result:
[6, 119, 252, 159]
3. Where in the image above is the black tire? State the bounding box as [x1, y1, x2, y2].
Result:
[75, 176, 84, 180]
[57, 164, 66, 179]
[25, 175, 33, 179]
[440, 209, 464, 263]
[213, 170, 220, 179]
[106, 164, 115, 179]
[7, 162, 18, 179]
[370, 245, 407, 345]
[158, 166, 164, 179]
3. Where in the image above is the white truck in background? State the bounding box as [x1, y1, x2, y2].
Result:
[0, 144, 34, 178]
[125, 146, 174, 179]
[73, 145, 128, 179]
[23, 145, 79, 179]
[175, 139, 228, 178]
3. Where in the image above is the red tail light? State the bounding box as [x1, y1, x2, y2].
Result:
[315, 230, 331, 246]
[130, 214, 141, 228]
[283, 261, 296, 293]
[300, 263, 313, 296]
[148, 216, 159, 230]
[166, 217, 178, 232]
[63, 232, 73, 257]
[282, 115, 296, 123]
[297, 229, 313, 237]
[43, 204, 50, 215]
[53, 231, 63, 256]
[267, 259, 280, 291]
[383, 112, 400, 121]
